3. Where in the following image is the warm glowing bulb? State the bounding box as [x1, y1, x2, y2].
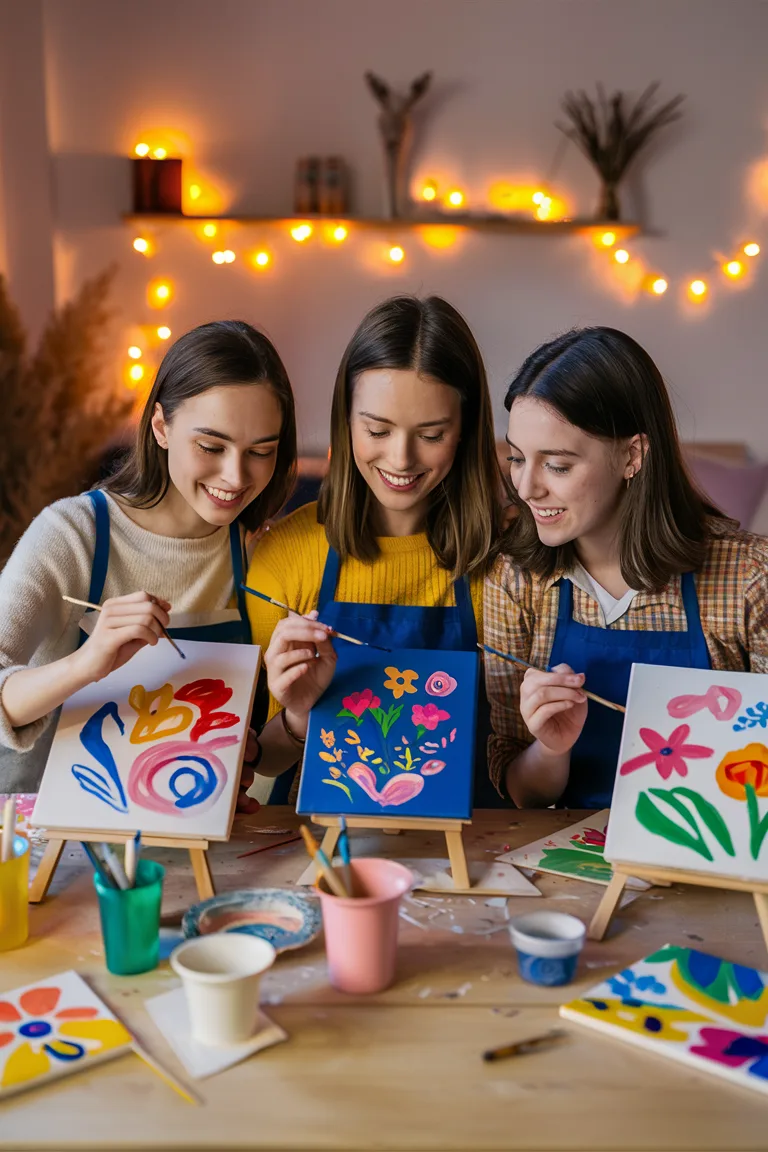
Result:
[152, 148, 167, 160]
[291, 224, 312, 242]
[651, 278, 668, 295]
[254, 251, 270, 267]
[223, 250, 236, 263]
[132, 237, 149, 254]
[535, 198, 552, 220]
[421, 180, 437, 202]
[202, 223, 217, 238]
[532, 191, 545, 205]
[389, 246, 405, 263]
[724, 260, 744, 278]
[212, 251, 226, 264]
[614, 248, 630, 264]
[157, 326, 171, 340]
[690, 279, 707, 298]
[600, 231, 616, 247]
[332, 225, 348, 242]
[129, 364, 145, 382]
[134, 143, 150, 157]
[744, 242, 760, 257]
[189, 184, 201, 200]
[127, 346, 142, 359]
[447, 190, 464, 208]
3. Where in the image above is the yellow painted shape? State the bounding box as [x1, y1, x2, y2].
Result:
[2, 1041, 49, 1087]
[128, 684, 193, 744]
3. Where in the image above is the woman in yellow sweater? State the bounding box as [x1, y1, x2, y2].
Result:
[248, 295, 507, 802]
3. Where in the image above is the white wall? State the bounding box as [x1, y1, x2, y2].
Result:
[28, 0, 768, 455]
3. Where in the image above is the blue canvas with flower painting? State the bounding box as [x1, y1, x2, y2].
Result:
[297, 647, 479, 819]
[561, 944, 768, 1096]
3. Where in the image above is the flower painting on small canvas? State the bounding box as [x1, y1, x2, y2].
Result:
[297, 647, 479, 819]
[606, 664, 768, 881]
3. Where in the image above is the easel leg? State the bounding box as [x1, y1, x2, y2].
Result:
[189, 849, 215, 900]
[589, 871, 628, 940]
[28, 839, 66, 904]
[319, 825, 341, 861]
[444, 829, 470, 891]
[754, 893, 768, 955]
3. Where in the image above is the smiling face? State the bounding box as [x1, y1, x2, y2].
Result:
[151, 383, 283, 532]
[350, 368, 462, 535]
[506, 396, 637, 555]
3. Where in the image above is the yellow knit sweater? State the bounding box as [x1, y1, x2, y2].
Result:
[246, 502, 485, 720]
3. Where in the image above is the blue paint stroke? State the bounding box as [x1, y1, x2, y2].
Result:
[71, 701, 128, 813]
[733, 701, 768, 732]
[168, 755, 217, 809]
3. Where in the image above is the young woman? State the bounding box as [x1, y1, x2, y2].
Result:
[485, 326, 768, 810]
[247, 294, 507, 802]
[0, 320, 297, 803]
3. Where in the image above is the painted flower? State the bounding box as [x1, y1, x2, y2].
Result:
[649, 945, 768, 1026]
[348, 762, 424, 807]
[420, 759, 446, 775]
[340, 688, 381, 719]
[425, 672, 457, 697]
[383, 668, 418, 699]
[571, 826, 606, 848]
[619, 725, 713, 780]
[411, 703, 450, 731]
[716, 743, 768, 800]
[0, 986, 130, 1089]
[573, 996, 708, 1041]
[320, 728, 335, 748]
[690, 1027, 768, 1081]
[668, 685, 742, 722]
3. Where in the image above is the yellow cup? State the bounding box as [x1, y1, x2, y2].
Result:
[0, 836, 30, 950]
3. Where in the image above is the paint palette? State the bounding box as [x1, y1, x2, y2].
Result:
[182, 888, 322, 953]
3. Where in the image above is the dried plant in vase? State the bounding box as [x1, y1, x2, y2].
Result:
[365, 70, 432, 218]
[557, 82, 684, 221]
[0, 268, 133, 565]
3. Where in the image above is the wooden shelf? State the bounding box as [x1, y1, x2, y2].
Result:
[122, 213, 640, 237]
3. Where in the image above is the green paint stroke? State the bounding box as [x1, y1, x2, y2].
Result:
[322, 778, 352, 802]
[539, 845, 612, 882]
[745, 783, 768, 861]
[635, 791, 713, 860]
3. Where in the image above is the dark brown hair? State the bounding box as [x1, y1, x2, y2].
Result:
[106, 320, 297, 532]
[317, 295, 506, 576]
[502, 326, 723, 591]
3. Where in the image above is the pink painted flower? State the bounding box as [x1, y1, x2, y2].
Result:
[411, 703, 450, 731]
[347, 762, 424, 807]
[690, 1027, 768, 1081]
[571, 826, 606, 848]
[341, 689, 381, 719]
[425, 672, 457, 697]
[619, 724, 713, 780]
[420, 759, 446, 775]
[668, 685, 742, 722]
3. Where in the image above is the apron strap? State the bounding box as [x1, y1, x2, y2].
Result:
[317, 545, 342, 613]
[228, 521, 252, 644]
[86, 489, 110, 605]
[453, 575, 478, 650]
[680, 571, 707, 644]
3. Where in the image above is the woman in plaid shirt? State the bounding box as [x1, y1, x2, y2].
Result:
[485, 326, 768, 809]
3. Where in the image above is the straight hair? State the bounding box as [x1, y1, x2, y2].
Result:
[502, 326, 723, 591]
[317, 295, 506, 576]
[106, 320, 297, 532]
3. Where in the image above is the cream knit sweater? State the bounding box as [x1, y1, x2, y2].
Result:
[0, 491, 237, 789]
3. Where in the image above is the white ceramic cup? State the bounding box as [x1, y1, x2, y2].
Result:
[170, 934, 276, 1046]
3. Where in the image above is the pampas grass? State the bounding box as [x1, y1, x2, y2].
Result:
[0, 268, 133, 564]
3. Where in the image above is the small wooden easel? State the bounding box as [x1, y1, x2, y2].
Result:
[28, 828, 215, 904]
[313, 813, 488, 894]
[589, 862, 768, 956]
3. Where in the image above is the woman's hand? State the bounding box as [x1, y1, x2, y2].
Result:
[519, 662, 588, 755]
[73, 592, 172, 683]
[265, 611, 337, 726]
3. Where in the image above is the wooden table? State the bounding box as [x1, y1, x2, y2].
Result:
[1, 808, 766, 1151]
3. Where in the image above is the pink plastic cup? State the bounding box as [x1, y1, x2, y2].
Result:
[317, 857, 413, 994]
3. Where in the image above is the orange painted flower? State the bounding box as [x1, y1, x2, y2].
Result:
[320, 728, 335, 748]
[383, 668, 418, 699]
[716, 744, 768, 800]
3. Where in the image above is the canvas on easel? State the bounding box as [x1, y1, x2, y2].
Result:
[297, 646, 480, 891]
[29, 640, 261, 902]
[590, 664, 768, 950]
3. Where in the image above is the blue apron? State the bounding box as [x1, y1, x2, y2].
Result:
[79, 489, 251, 645]
[548, 571, 712, 809]
[270, 544, 499, 805]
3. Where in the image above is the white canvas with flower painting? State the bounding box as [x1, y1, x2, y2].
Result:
[297, 647, 479, 819]
[605, 663, 768, 880]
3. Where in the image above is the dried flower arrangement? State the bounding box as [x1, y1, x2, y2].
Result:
[0, 268, 133, 565]
[557, 82, 685, 221]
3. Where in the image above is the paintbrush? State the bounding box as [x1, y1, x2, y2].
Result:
[62, 595, 185, 659]
[477, 643, 625, 714]
[482, 1028, 566, 1062]
[299, 824, 349, 898]
[1, 797, 16, 863]
[131, 1041, 202, 1105]
[338, 816, 353, 896]
[80, 841, 116, 888]
[240, 584, 390, 652]
[124, 830, 141, 887]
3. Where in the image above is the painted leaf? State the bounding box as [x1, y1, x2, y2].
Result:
[666, 787, 735, 856]
[336, 708, 363, 726]
[322, 778, 353, 802]
[636, 791, 713, 860]
[319, 751, 339, 763]
[647, 787, 703, 836]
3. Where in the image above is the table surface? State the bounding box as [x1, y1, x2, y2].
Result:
[1, 807, 766, 1152]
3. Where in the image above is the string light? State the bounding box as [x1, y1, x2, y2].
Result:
[651, 278, 668, 295]
[535, 197, 553, 220]
[132, 237, 150, 254]
[532, 191, 546, 205]
[157, 326, 171, 340]
[446, 190, 464, 208]
[253, 251, 270, 267]
[723, 260, 744, 279]
[291, 224, 312, 242]
[332, 225, 348, 242]
[388, 245, 405, 263]
[127, 346, 142, 359]
[189, 184, 201, 201]
[134, 143, 150, 157]
[744, 242, 760, 257]
[202, 223, 217, 238]
[614, 248, 630, 264]
[600, 231, 616, 247]
[129, 364, 145, 382]
[421, 180, 437, 202]
[212, 251, 226, 264]
[223, 250, 236, 263]
[152, 148, 167, 160]
[148, 280, 172, 307]
[689, 279, 708, 299]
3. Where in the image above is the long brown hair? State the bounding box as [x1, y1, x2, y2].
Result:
[501, 326, 723, 591]
[106, 320, 297, 532]
[317, 295, 506, 576]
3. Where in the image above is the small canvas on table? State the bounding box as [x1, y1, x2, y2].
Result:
[32, 641, 261, 841]
[561, 945, 768, 1097]
[496, 812, 650, 889]
[0, 970, 132, 1099]
[297, 647, 478, 820]
[605, 664, 768, 881]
